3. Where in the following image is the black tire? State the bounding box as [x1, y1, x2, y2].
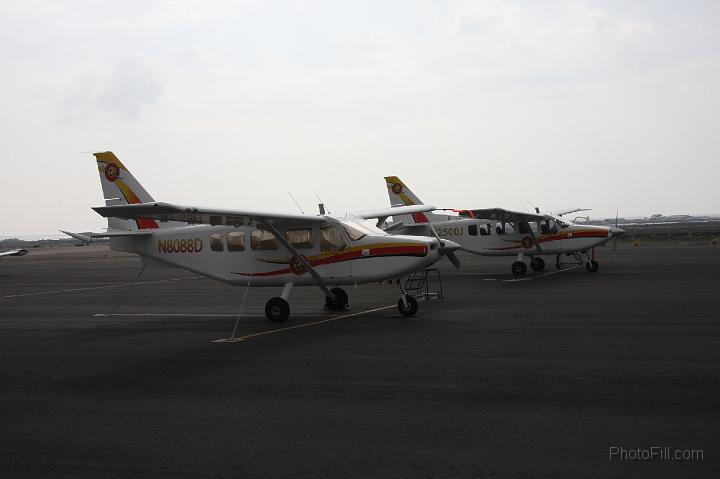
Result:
[511, 261, 527, 276]
[265, 297, 290, 323]
[585, 260, 599, 273]
[398, 295, 418, 317]
[530, 257, 545, 272]
[325, 287, 349, 311]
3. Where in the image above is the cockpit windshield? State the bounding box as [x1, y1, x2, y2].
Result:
[340, 219, 386, 240]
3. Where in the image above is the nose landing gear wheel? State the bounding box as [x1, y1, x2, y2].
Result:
[585, 260, 599, 273]
[530, 257, 545, 272]
[511, 261, 527, 276]
[265, 297, 290, 323]
[325, 287, 349, 311]
[398, 295, 418, 317]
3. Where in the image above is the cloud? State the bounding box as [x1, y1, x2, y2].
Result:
[59, 56, 163, 121]
[445, 0, 654, 76]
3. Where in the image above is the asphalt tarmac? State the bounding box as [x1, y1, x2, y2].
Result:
[1, 244, 718, 478]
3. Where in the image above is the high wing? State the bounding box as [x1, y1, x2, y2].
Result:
[456, 208, 545, 223]
[93, 202, 330, 229]
[0, 249, 28, 257]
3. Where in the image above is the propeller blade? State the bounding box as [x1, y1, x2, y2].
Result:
[446, 251, 462, 270]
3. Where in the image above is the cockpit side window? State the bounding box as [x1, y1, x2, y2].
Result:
[320, 224, 347, 251]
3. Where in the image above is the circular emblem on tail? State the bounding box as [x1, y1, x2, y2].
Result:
[289, 256, 306, 275]
[391, 182, 403, 195]
[104, 162, 120, 182]
[521, 236, 534, 249]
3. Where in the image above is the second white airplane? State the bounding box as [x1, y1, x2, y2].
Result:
[383, 176, 624, 276]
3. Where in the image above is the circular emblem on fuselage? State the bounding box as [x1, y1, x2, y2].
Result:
[391, 182, 403, 195]
[521, 236, 534, 249]
[104, 162, 120, 182]
[289, 256, 306, 275]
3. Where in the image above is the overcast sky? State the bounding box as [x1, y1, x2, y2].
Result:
[1, 0, 718, 235]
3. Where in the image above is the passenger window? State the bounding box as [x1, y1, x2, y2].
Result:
[210, 233, 225, 252]
[251, 230, 279, 250]
[227, 231, 245, 251]
[320, 224, 347, 251]
[480, 225, 490, 236]
[495, 223, 505, 235]
[518, 222, 530, 234]
[285, 228, 314, 249]
[541, 221, 550, 234]
[468, 224, 478, 236]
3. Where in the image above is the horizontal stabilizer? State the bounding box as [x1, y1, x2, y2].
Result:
[354, 204, 437, 220]
[60, 230, 153, 243]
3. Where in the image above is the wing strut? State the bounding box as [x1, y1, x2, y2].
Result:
[261, 219, 334, 298]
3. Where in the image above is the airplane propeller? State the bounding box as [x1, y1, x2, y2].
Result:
[428, 224, 462, 270]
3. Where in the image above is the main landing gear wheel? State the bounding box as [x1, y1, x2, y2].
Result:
[398, 295, 418, 317]
[585, 260, 599, 273]
[530, 257, 545, 272]
[325, 287, 349, 311]
[511, 261, 527, 276]
[265, 297, 290, 323]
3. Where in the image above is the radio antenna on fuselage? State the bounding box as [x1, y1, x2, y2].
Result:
[288, 192, 305, 214]
[314, 192, 330, 215]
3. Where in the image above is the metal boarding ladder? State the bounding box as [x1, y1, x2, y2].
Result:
[404, 268, 444, 301]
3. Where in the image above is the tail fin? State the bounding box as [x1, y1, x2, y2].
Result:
[94, 151, 162, 231]
[384, 176, 443, 224]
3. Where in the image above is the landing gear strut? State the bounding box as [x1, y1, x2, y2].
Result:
[530, 257, 545, 272]
[397, 278, 419, 317]
[554, 250, 600, 273]
[325, 287, 349, 311]
[265, 282, 294, 322]
[265, 297, 290, 323]
[585, 260, 599, 272]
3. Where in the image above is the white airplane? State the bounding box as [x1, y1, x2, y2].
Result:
[0, 249, 28, 258]
[383, 176, 624, 276]
[62, 152, 461, 322]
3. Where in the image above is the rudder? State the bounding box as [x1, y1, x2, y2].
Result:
[384, 176, 442, 224]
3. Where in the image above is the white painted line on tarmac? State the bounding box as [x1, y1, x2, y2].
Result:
[2, 276, 201, 299]
[502, 265, 581, 282]
[213, 304, 397, 343]
[92, 313, 328, 318]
